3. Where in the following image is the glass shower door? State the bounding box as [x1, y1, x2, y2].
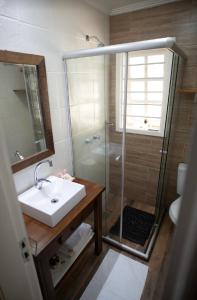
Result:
[66, 55, 106, 186]
[66, 53, 125, 243]
[155, 52, 180, 224]
[103, 53, 126, 242]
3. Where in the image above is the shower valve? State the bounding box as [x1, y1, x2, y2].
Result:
[115, 155, 121, 161]
[85, 138, 92, 144]
[93, 135, 100, 140]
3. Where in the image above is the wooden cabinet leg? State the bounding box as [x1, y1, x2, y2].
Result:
[94, 194, 102, 255]
[34, 257, 56, 300]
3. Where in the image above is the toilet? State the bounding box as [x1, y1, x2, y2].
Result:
[169, 163, 187, 225]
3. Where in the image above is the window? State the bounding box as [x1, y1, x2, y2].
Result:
[116, 49, 173, 136]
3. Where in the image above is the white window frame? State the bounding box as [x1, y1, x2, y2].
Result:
[116, 49, 173, 137]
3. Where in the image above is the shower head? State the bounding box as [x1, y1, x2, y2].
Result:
[85, 34, 105, 47]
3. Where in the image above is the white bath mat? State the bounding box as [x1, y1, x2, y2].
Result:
[80, 249, 148, 300]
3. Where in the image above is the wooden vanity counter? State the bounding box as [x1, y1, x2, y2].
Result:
[23, 178, 104, 300]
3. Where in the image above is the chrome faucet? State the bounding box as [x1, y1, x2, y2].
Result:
[34, 160, 53, 189]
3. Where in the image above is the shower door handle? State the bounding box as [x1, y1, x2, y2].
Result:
[105, 122, 114, 126]
[160, 149, 168, 154]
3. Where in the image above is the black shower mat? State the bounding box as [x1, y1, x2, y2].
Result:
[110, 206, 155, 246]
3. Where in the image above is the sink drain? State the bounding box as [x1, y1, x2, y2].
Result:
[51, 198, 59, 203]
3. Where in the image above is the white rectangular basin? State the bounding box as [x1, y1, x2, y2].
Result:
[18, 176, 86, 227]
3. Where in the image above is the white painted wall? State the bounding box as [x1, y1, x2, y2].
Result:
[0, 0, 109, 194]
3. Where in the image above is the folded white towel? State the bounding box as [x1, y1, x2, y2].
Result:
[60, 223, 92, 253]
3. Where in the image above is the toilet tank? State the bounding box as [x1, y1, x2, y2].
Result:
[177, 163, 188, 195]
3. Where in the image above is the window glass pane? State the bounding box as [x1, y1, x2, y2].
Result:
[146, 105, 162, 118]
[126, 116, 146, 130]
[126, 116, 161, 131]
[147, 55, 164, 63]
[147, 80, 163, 92]
[126, 105, 145, 116]
[128, 80, 145, 92]
[128, 56, 145, 65]
[128, 65, 145, 78]
[127, 92, 145, 103]
[126, 105, 161, 118]
[147, 118, 161, 131]
[147, 92, 163, 102]
[147, 64, 164, 78]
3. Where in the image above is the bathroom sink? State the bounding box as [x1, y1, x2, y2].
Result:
[18, 176, 86, 227]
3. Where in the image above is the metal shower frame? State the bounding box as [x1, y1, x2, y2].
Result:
[63, 37, 184, 260]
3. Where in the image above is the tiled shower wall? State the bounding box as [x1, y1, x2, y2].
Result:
[110, 0, 197, 206]
[0, 0, 109, 194]
[67, 56, 106, 186]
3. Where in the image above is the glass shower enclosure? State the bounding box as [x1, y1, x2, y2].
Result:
[64, 38, 182, 259]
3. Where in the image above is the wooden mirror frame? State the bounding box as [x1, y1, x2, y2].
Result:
[0, 50, 55, 173]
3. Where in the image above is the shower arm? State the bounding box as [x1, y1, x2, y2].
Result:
[85, 35, 104, 47]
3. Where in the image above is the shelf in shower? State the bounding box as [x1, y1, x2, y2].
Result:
[177, 88, 197, 93]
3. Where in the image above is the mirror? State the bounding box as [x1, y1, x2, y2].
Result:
[0, 51, 54, 173]
[0, 63, 46, 163]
